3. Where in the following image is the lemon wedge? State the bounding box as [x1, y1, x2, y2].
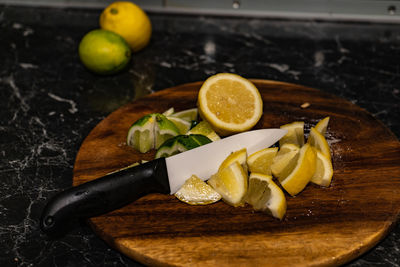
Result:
[308, 127, 331, 160]
[314, 116, 330, 135]
[280, 143, 317, 196]
[170, 108, 198, 123]
[311, 150, 334, 187]
[166, 116, 191, 134]
[271, 144, 300, 182]
[247, 147, 278, 175]
[218, 148, 248, 174]
[175, 175, 221, 205]
[245, 173, 287, 220]
[279, 121, 305, 147]
[208, 161, 248, 207]
[198, 73, 263, 136]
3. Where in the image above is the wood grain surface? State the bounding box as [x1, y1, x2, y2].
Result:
[73, 80, 400, 267]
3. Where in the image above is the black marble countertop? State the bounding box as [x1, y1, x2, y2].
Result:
[1, 4, 399, 267]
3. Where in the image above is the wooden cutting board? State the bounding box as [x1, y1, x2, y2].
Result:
[73, 80, 400, 267]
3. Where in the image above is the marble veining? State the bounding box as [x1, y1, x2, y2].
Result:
[0, 4, 399, 267]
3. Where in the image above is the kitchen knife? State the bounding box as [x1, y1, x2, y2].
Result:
[40, 128, 287, 235]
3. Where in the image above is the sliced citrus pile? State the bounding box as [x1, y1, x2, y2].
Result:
[207, 161, 248, 207]
[247, 147, 278, 175]
[197, 73, 263, 136]
[279, 121, 304, 147]
[169, 108, 198, 122]
[174, 175, 221, 205]
[245, 173, 286, 220]
[155, 134, 212, 158]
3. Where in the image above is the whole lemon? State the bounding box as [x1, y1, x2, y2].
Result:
[78, 29, 131, 75]
[100, 1, 152, 52]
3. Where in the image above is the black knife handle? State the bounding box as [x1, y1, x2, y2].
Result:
[40, 157, 170, 235]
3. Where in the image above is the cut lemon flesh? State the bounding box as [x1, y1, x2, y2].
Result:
[247, 147, 278, 175]
[308, 127, 331, 160]
[245, 173, 287, 220]
[279, 121, 305, 147]
[187, 120, 221, 141]
[198, 73, 263, 136]
[271, 144, 300, 182]
[162, 107, 175, 116]
[208, 161, 248, 207]
[314, 116, 330, 135]
[280, 143, 317, 196]
[175, 175, 221, 205]
[218, 148, 248, 174]
[311, 150, 333, 187]
[167, 116, 191, 134]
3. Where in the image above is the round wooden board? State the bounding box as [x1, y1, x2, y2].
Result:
[73, 80, 400, 267]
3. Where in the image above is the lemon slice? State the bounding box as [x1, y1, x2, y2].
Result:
[311, 150, 334, 187]
[218, 148, 248, 174]
[271, 144, 300, 182]
[247, 147, 278, 175]
[175, 175, 221, 205]
[167, 116, 191, 134]
[279, 121, 305, 147]
[170, 108, 198, 123]
[314, 116, 330, 135]
[208, 161, 248, 207]
[280, 143, 317, 196]
[308, 127, 331, 160]
[187, 120, 221, 141]
[245, 173, 287, 220]
[198, 73, 263, 136]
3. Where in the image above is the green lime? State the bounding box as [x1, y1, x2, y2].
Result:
[187, 120, 221, 141]
[170, 108, 198, 122]
[127, 113, 180, 153]
[127, 114, 155, 153]
[167, 116, 191, 134]
[79, 29, 131, 75]
[155, 134, 212, 159]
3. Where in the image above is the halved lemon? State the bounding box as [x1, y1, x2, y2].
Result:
[311, 150, 334, 187]
[247, 147, 278, 175]
[314, 116, 330, 135]
[175, 175, 221, 205]
[208, 161, 248, 207]
[245, 173, 287, 220]
[271, 144, 300, 182]
[198, 73, 263, 136]
[280, 143, 317, 196]
[308, 127, 331, 160]
[279, 121, 304, 147]
[218, 148, 248, 174]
